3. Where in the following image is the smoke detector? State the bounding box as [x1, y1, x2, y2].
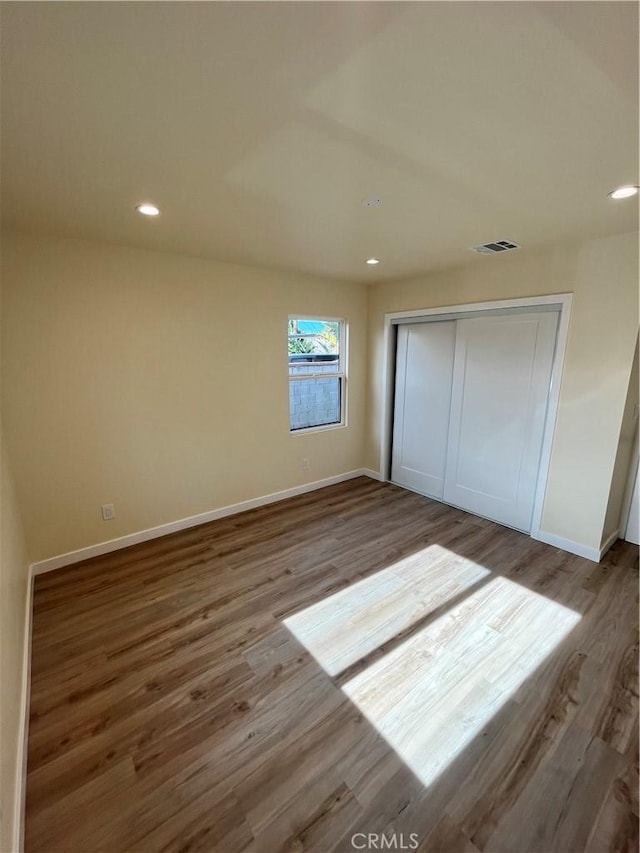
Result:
[470, 239, 520, 255]
[362, 197, 382, 208]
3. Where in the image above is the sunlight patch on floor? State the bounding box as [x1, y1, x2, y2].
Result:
[284, 547, 581, 787]
[284, 544, 490, 676]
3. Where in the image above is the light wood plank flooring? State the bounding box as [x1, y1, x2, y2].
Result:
[26, 478, 639, 852]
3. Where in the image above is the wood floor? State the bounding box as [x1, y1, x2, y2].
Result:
[26, 478, 639, 852]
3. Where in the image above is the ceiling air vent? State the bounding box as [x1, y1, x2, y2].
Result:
[470, 239, 520, 255]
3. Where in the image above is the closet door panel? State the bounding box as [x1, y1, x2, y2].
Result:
[624, 466, 639, 545]
[391, 322, 455, 498]
[443, 312, 557, 531]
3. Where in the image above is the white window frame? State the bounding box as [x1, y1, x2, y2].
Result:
[288, 315, 347, 434]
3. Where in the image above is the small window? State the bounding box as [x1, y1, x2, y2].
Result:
[288, 317, 346, 432]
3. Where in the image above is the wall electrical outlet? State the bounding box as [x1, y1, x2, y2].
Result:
[102, 503, 116, 521]
[301, 458, 310, 471]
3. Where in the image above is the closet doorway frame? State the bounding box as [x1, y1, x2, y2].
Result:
[379, 293, 573, 541]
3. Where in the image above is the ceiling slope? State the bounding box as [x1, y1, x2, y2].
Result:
[1, 1, 637, 282]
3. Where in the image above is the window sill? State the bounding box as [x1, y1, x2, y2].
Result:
[289, 422, 347, 436]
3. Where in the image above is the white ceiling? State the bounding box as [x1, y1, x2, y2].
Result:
[1, 2, 638, 283]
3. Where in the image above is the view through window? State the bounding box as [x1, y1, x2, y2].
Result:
[288, 318, 345, 431]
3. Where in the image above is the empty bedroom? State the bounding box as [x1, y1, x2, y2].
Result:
[0, 2, 638, 852]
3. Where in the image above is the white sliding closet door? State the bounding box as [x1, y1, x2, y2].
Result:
[624, 464, 639, 545]
[443, 311, 557, 531]
[391, 322, 455, 498]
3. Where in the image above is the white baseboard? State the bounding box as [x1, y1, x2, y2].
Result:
[360, 468, 384, 481]
[20, 469, 379, 847]
[13, 568, 34, 853]
[532, 529, 601, 563]
[534, 527, 621, 563]
[14, 472, 615, 850]
[599, 528, 620, 560]
[31, 469, 377, 575]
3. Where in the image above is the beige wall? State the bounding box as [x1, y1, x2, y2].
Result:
[3, 227, 638, 561]
[1, 440, 29, 853]
[1, 230, 368, 563]
[366, 231, 639, 552]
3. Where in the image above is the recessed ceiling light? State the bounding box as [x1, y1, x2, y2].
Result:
[608, 186, 639, 200]
[366, 258, 380, 265]
[135, 203, 160, 216]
